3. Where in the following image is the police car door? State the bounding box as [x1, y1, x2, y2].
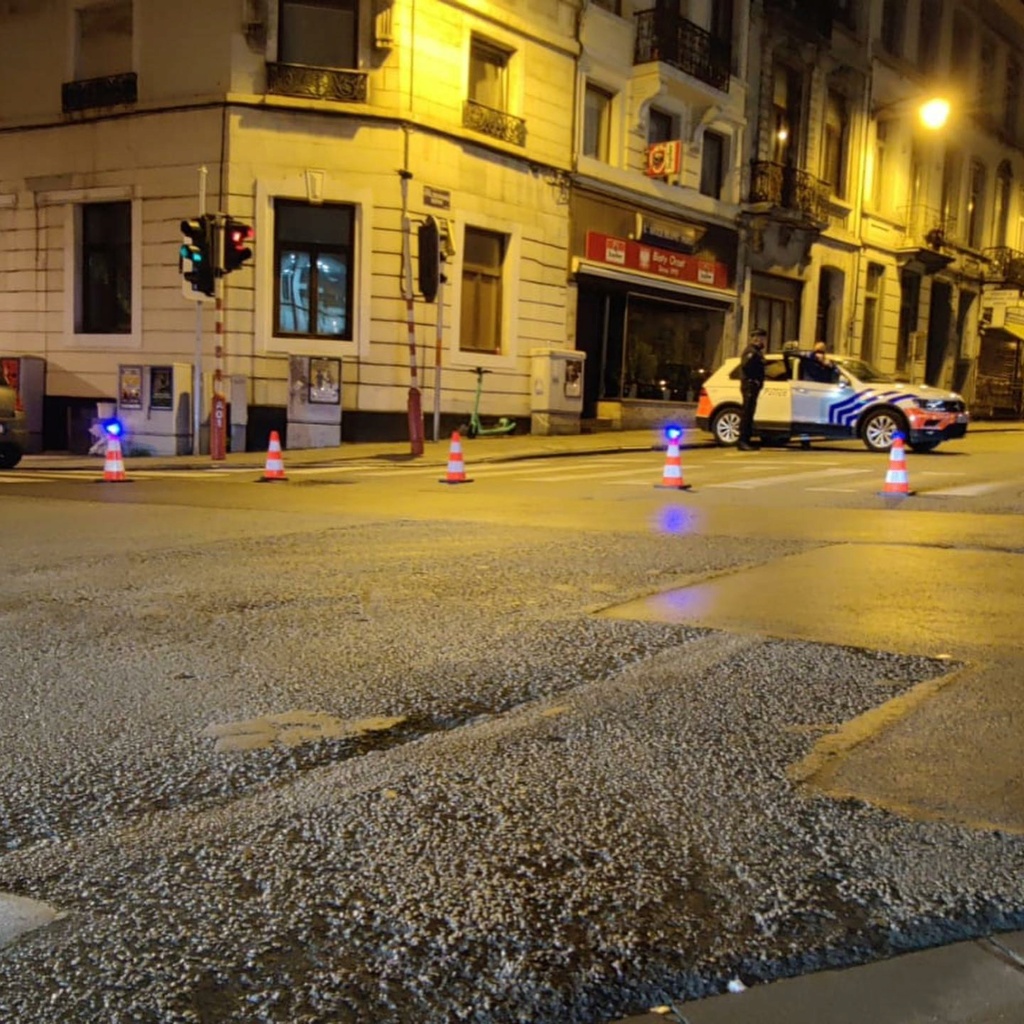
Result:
[753, 357, 793, 434]
[791, 359, 845, 436]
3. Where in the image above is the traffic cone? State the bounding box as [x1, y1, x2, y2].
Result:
[880, 432, 913, 496]
[260, 430, 287, 481]
[102, 435, 128, 482]
[439, 431, 473, 484]
[654, 437, 691, 490]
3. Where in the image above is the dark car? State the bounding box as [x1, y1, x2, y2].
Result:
[0, 381, 27, 468]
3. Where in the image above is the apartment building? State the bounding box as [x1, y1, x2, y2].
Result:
[0, 0, 579, 452]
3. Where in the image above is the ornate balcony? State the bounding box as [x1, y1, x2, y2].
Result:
[462, 100, 527, 147]
[62, 72, 137, 114]
[633, 8, 730, 92]
[748, 161, 829, 227]
[266, 62, 368, 103]
[983, 246, 1024, 288]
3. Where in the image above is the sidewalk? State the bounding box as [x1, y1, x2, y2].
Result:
[611, 932, 1024, 1024]
[20, 418, 1024, 473]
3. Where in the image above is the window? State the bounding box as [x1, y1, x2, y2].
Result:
[583, 84, 612, 161]
[710, 0, 733, 48]
[951, 11, 973, 81]
[699, 131, 726, 198]
[460, 227, 505, 354]
[941, 149, 962, 236]
[871, 121, 888, 210]
[79, 201, 131, 335]
[279, 0, 358, 69]
[979, 37, 997, 117]
[772, 64, 802, 165]
[816, 267, 844, 350]
[918, 0, 941, 74]
[469, 37, 509, 112]
[897, 270, 921, 372]
[862, 263, 884, 365]
[880, 0, 904, 57]
[274, 200, 354, 339]
[966, 159, 987, 249]
[822, 90, 849, 199]
[994, 162, 1012, 247]
[1005, 58, 1020, 142]
[76, 0, 132, 79]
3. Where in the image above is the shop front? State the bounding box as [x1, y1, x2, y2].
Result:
[570, 193, 738, 430]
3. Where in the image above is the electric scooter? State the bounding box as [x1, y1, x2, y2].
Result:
[461, 366, 517, 438]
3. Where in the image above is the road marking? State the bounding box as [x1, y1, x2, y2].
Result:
[706, 467, 871, 489]
[924, 482, 1004, 497]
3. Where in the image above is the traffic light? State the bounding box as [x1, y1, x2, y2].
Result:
[180, 214, 217, 297]
[418, 215, 440, 302]
[223, 218, 254, 274]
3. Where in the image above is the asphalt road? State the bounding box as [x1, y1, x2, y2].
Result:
[0, 429, 1022, 1022]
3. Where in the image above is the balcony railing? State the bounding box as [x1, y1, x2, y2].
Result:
[62, 72, 137, 113]
[462, 100, 527, 147]
[748, 161, 829, 225]
[633, 9, 730, 92]
[983, 246, 1024, 287]
[266, 62, 368, 103]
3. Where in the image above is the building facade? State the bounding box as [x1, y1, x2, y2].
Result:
[1, 0, 1024, 457]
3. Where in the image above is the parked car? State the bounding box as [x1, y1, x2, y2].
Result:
[695, 348, 969, 452]
[0, 379, 27, 468]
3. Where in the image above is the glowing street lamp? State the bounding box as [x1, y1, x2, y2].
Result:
[919, 97, 950, 130]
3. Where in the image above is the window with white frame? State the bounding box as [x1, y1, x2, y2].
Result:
[699, 130, 726, 198]
[583, 84, 613, 161]
[469, 37, 510, 112]
[78, 201, 131, 334]
[460, 227, 505, 354]
[274, 200, 354, 339]
[75, 0, 133, 80]
[279, 0, 359, 69]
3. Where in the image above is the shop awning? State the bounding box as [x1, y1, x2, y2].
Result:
[573, 258, 736, 309]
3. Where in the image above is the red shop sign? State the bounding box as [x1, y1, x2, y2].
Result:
[585, 231, 730, 290]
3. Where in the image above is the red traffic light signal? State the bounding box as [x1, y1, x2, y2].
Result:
[223, 218, 253, 274]
[180, 214, 217, 297]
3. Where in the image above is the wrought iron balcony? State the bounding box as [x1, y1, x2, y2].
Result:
[983, 246, 1024, 287]
[763, 0, 833, 40]
[748, 161, 829, 226]
[266, 62, 368, 103]
[62, 72, 137, 113]
[462, 100, 527, 147]
[633, 8, 730, 92]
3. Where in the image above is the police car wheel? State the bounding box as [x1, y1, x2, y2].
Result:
[711, 407, 742, 446]
[861, 409, 906, 452]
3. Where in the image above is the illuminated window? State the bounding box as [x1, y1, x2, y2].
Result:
[279, 0, 358, 69]
[78, 202, 131, 334]
[469, 37, 509, 112]
[460, 227, 505, 354]
[274, 200, 354, 339]
[583, 84, 612, 161]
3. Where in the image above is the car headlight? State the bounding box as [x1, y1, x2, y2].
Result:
[912, 396, 946, 411]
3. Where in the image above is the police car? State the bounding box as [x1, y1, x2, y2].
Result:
[695, 346, 969, 452]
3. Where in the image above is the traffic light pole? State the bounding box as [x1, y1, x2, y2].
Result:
[193, 166, 208, 456]
[398, 169, 424, 457]
[432, 259, 445, 442]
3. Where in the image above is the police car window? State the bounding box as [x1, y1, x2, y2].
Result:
[764, 359, 789, 381]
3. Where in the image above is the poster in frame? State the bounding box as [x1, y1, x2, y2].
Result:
[309, 357, 341, 405]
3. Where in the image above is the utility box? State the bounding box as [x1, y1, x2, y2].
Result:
[529, 348, 585, 435]
[116, 363, 193, 455]
[0, 356, 45, 453]
[287, 355, 341, 448]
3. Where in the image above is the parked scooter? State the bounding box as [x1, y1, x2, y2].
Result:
[461, 366, 517, 438]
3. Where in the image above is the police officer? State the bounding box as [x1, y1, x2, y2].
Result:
[738, 327, 767, 450]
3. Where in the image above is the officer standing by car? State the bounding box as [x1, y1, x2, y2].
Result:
[738, 327, 767, 450]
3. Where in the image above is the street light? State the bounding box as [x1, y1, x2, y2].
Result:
[919, 98, 950, 130]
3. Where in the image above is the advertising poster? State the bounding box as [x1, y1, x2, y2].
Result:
[119, 365, 143, 409]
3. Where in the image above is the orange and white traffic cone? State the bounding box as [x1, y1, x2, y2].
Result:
[102, 435, 128, 482]
[439, 431, 473, 484]
[260, 430, 287, 481]
[880, 432, 913, 496]
[654, 436, 691, 490]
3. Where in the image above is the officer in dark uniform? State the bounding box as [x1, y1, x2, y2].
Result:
[738, 328, 767, 450]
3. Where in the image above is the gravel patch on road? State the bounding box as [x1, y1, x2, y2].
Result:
[1, 520, 1022, 1022]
